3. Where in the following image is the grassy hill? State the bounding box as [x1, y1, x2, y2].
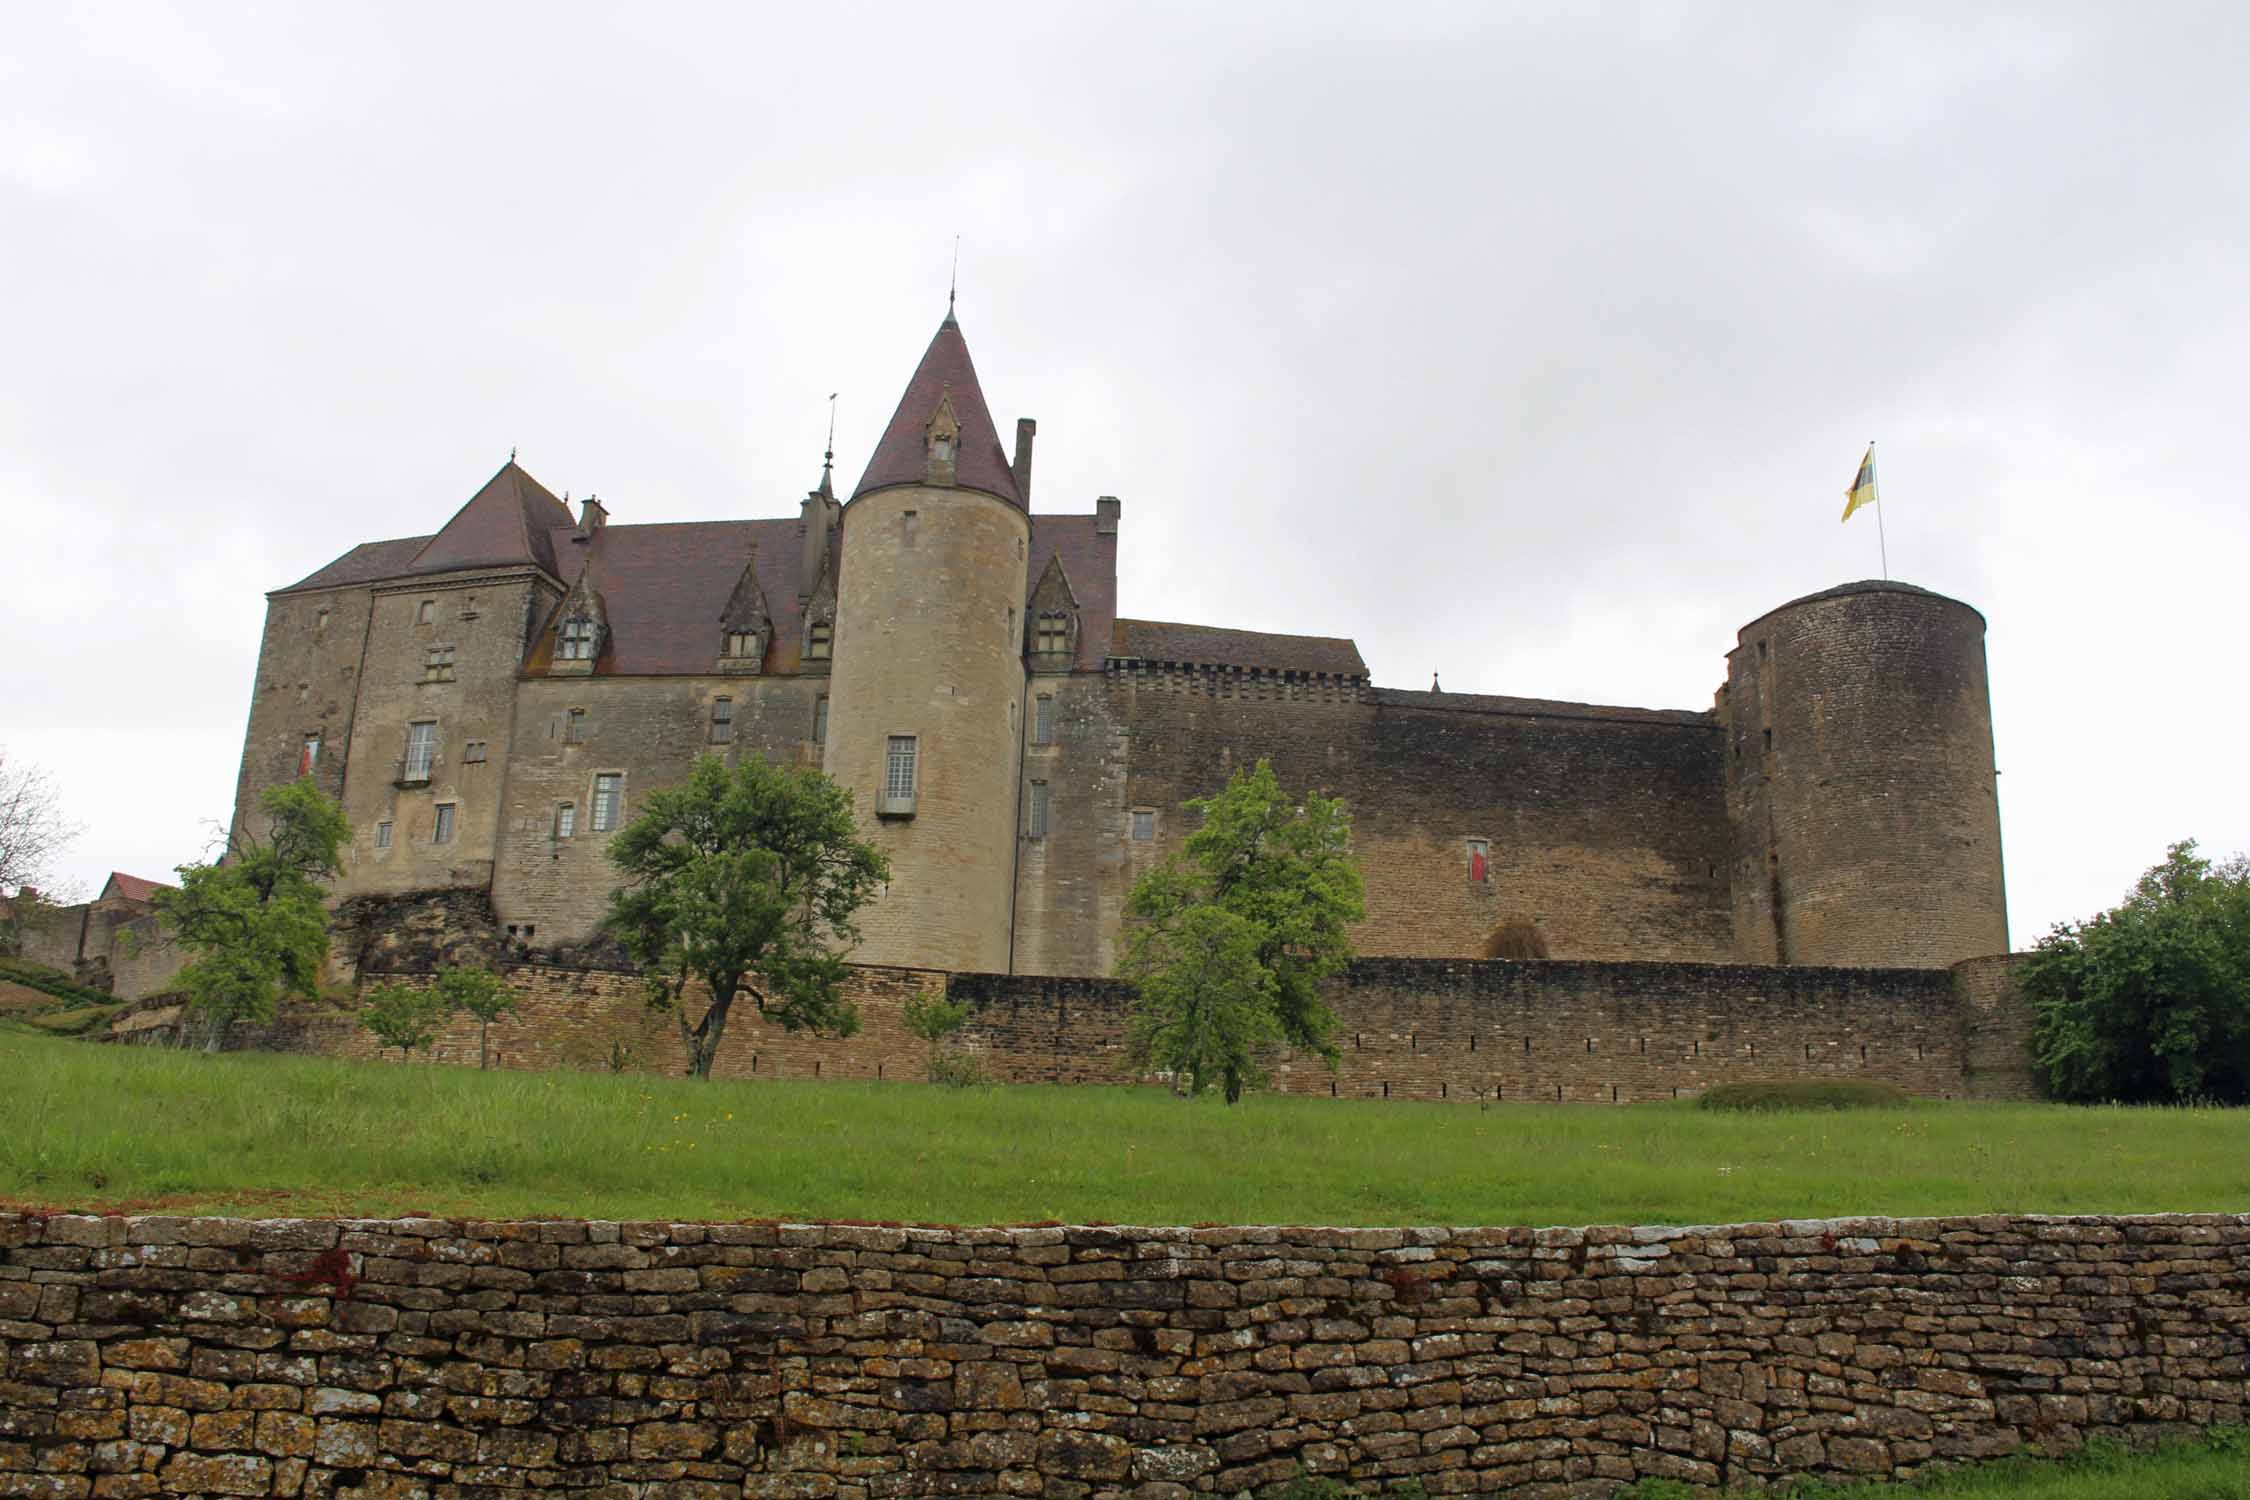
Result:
[4, 1029, 2246, 1225]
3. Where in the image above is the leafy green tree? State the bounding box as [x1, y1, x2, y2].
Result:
[155, 780, 349, 1048]
[360, 981, 451, 1062]
[436, 965, 518, 1069]
[2025, 840, 2250, 1104]
[605, 754, 889, 1080]
[1117, 758, 1365, 1103]
[902, 990, 978, 1085]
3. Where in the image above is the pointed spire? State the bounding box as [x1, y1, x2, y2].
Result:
[852, 314, 1022, 506]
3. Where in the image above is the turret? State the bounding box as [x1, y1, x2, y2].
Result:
[821, 309, 1030, 970]
[1724, 581, 2008, 967]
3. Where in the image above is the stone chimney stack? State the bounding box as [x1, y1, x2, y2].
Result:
[1012, 418, 1037, 504]
[577, 494, 609, 534]
[1095, 495, 1120, 536]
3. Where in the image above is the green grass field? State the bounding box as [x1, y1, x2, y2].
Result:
[3, 1030, 2247, 1225]
[1615, 1431, 2250, 1499]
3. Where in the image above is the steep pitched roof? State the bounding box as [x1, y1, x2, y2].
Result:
[1027, 516, 1116, 670]
[530, 519, 825, 676]
[1110, 619, 1367, 679]
[403, 462, 575, 578]
[851, 315, 1023, 507]
[99, 872, 172, 904]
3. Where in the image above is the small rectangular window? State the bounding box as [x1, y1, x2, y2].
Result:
[591, 774, 622, 832]
[1036, 613, 1069, 654]
[1130, 809, 1154, 842]
[1466, 838, 1489, 883]
[433, 803, 457, 844]
[812, 695, 828, 745]
[417, 600, 435, 624]
[1763, 727, 1774, 752]
[463, 741, 487, 764]
[421, 644, 455, 682]
[315, 608, 331, 638]
[1028, 781, 1049, 839]
[565, 708, 585, 744]
[554, 803, 576, 839]
[374, 820, 392, 850]
[710, 697, 734, 744]
[880, 736, 917, 815]
[1033, 694, 1053, 745]
[298, 734, 321, 776]
[726, 630, 760, 660]
[558, 616, 596, 661]
[807, 621, 833, 660]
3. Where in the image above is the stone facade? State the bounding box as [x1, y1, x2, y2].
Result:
[133, 949, 2038, 1106]
[229, 308, 2010, 986]
[9, 875, 184, 1003]
[4, 1210, 2243, 1498]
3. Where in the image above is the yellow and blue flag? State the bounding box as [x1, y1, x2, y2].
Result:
[1842, 445, 1877, 523]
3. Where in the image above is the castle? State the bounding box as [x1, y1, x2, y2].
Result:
[230, 308, 2009, 979]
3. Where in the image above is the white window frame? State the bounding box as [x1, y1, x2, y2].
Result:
[591, 773, 623, 833]
[554, 802, 576, 839]
[879, 736, 917, 817]
[403, 721, 438, 783]
[433, 802, 457, 844]
[374, 820, 393, 850]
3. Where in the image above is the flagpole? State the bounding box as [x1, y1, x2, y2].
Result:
[1869, 439, 1890, 580]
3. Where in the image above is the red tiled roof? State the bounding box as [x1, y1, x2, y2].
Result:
[535, 519, 824, 677]
[1110, 619, 1367, 678]
[851, 316, 1023, 507]
[407, 462, 575, 578]
[1027, 515, 1117, 670]
[100, 872, 172, 904]
[276, 536, 432, 594]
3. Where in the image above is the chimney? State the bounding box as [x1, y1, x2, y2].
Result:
[1012, 418, 1037, 504]
[577, 494, 609, 534]
[1095, 495, 1120, 536]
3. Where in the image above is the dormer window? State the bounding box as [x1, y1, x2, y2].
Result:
[1036, 613, 1070, 655]
[558, 616, 597, 662]
[726, 630, 761, 661]
[932, 433, 953, 465]
[807, 621, 833, 660]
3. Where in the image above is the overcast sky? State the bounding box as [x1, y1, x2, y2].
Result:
[5, 2, 2244, 944]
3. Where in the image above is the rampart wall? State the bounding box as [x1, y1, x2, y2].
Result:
[3, 1211, 2242, 1498]
[158, 953, 2037, 1105]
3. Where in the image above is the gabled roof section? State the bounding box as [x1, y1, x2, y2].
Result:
[404, 462, 575, 579]
[99, 872, 172, 905]
[1027, 515, 1117, 669]
[1111, 619, 1368, 679]
[530, 519, 819, 676]
[852, 315, 1023, 507]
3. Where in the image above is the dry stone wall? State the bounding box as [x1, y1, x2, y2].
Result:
[2, 1211, 2243, 1499]
[152, 956, 2036, 1105]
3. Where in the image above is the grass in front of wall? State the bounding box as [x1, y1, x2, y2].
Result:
[1617, 1429, 2250, 1499]
[1, 1029, 2246, 1226]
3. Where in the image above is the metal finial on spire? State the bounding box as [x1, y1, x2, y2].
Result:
[1432, 671, 1442, 693]
[947, 235, 960, 320]
[509, 446, 517, 463]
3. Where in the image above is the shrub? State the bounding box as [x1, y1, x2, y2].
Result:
[1698, 1079, 1911, 1112]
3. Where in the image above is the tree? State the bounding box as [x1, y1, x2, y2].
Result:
[0, 747, 81, 898]
[360, 981, 451, 1062]
[902, 990, 982, 1086]
[2025, 840, 2250, 1104]
[155, 780, 349, 1046]
[604, 754, 889, 1080]
[1117, 758, 1365, 1103]
[436, 965, 518, 1069]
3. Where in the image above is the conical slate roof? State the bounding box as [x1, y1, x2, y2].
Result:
[851, 315, 1022, 507]
[405, 461, 575, 577]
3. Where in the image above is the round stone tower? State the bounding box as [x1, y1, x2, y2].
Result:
[823, 311, 1030, 972]
[1723, 580, 2008, 968]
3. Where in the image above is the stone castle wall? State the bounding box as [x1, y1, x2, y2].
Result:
[171, 952, 2036, 1105]
[3, 1210, 2242, 1498]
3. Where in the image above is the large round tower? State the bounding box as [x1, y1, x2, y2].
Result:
[823, 312, 1030, 971]
[1724, 581, 2007, 967]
